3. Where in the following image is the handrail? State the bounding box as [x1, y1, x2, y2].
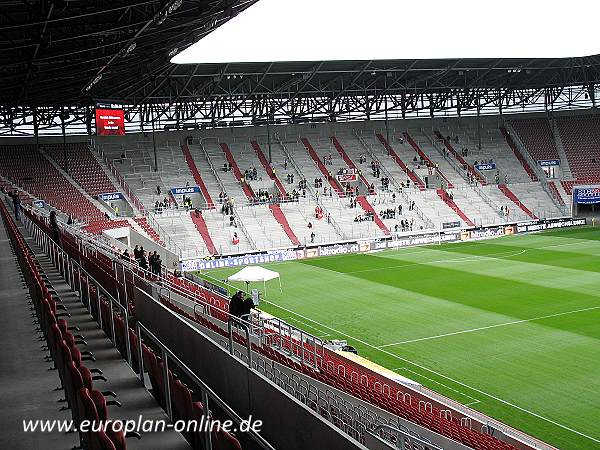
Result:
[420, 128, 472, 185]
[471, 183, 505, 220]
[21, 208, 134, 367]
[372, 424, 443, 450]
[136, 321, 276, 450]
[197, 138, 227, 194]
[14, 196, 558, 450]
[4, 195, 443, 450]
[19, 202, 275, 450]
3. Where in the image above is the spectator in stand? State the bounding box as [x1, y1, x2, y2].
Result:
[229, 291, 244, 322]
[223, 163, 228, 172]
[241, 296, 253, 321]
[121, 248, 130, 260]
[148, 251, 156, 270]
[152, 253, 162, 276]
[156, 185, 161, 195]
[10, 190, 21, 220]
[133, 245, 140, 260]
[310, 231, 315, 243]
[67, 215, 73, 226]
[49, 210, 60, 244]
[139, 251, 148, 271]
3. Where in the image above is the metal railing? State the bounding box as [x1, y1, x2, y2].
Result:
[136, 321, 276, 450]
[15, 198, 558, 450]
[19, 204, 276, 450]
[372, 424, 443, 450]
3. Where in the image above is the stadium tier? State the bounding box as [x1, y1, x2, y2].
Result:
[1, 116, 575, 260]
[1, 112, 599, 450]
[5, 2, 600, 449]
[3, 198, 564, 450]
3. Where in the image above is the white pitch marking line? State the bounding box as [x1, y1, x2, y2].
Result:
[464, 400, 481, 407]
[378, 305, 600, 348]
[394, 367, 480, 403]
[261, 298, 600, 445]
[287, 316, 331, 335]
[344, 249, 527, 275]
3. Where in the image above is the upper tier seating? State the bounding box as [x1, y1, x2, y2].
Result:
[43, 143, 118, 197]
[510, 118, 560, 162]
[556, 115, 600, 182]
[0, 144, 105, 222]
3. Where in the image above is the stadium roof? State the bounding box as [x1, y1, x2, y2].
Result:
[0, 0, 258, 106]
[2, 0, 600, 107]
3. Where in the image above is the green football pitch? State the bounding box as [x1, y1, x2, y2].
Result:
[198, 226, 600, 450]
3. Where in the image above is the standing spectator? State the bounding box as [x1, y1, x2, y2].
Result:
[152, 253, 162, 276]
[229, 291, 245, 321]
[139, 251, 148, 271]
[310, 231, 315, 243]
[10, 190, 21, 220]
[49, 210, 60, 244]
[148, 251, 156, 270]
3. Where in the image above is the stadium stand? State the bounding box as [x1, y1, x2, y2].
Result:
[5, 4, 599, 449]
[0, 115, 572, 260]
[43, 143, 119, 197]
[0, 199, 193, 450]
[510, 118, 560, 162]
[0, 144, 107, 224]
[8, 200, 536, 450]
[556, 115, 600, 183]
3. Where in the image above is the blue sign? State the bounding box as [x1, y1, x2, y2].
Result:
[538, 159, 560, 167]
[171, 186, 200, 195]
[574, 186, 600, 204]
[475, 163, 496, 171]
[181, 249, 297, 272]
[33, 200, 45, 208]
[98, 192, 124, 202]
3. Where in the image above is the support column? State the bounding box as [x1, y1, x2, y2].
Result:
[61, 107, 68, 175]
[150, 105, 158, 172]
[266, 106, 272, 164]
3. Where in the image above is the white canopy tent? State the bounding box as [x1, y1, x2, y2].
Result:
[226, 266, 282, 294]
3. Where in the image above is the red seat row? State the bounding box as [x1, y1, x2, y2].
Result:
[1, 200, 130, 450]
